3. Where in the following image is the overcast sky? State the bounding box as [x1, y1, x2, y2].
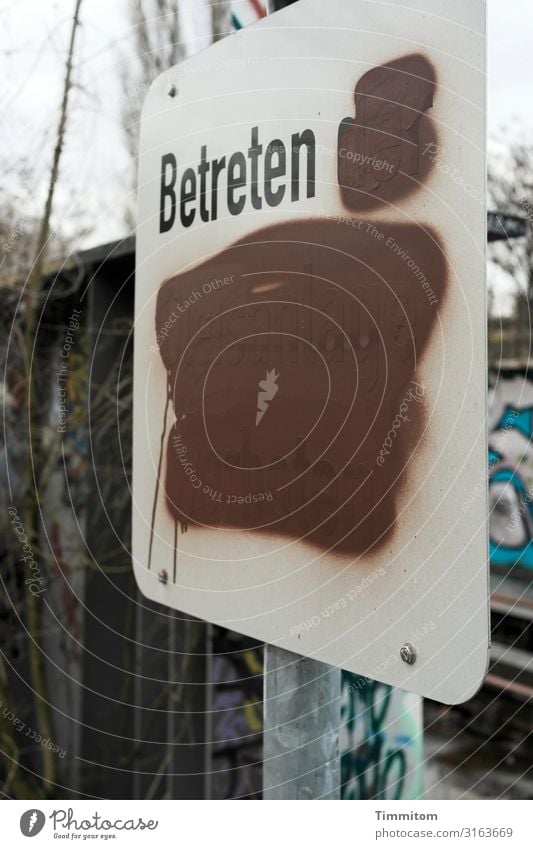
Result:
[1, 0, 531, 252]
[488, 0, 533, 137]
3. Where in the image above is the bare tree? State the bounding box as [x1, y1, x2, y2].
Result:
[211, 0, 231, 42]
[121, 0, 231, 225]
[121, 0, 186, 227]
[488, 139, 533, 355]
[1, 0, 84, 797]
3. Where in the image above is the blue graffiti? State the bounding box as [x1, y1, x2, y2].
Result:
[498, 405, 533, 440]
[489, 405, 533, 571]
[341, 673, 410, 800]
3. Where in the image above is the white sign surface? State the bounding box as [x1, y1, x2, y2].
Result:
[134, 0, 488, 704]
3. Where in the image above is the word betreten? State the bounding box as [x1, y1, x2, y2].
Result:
[159, 126, 316, 232]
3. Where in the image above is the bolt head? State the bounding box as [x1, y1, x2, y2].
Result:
[400, 642, 416, 665]
[167, 84, 177, 98]
[158, 569, 168, 585]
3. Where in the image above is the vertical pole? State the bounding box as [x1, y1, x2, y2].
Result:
[263, 647, 341, 799]
[166, 612, 176, 799]
[204, 621, 214, 799]
[262, 0, 340, 803]
[133, 592, 143, 800]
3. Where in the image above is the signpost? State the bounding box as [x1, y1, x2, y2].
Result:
[134, 0, 488, 751]
[263, 648, 340, 799]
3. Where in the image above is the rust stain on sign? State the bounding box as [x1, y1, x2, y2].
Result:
[155, 220, 447, 558]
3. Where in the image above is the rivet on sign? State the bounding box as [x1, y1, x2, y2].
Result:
[400, 642, 416, 665]
[167, 84, 177, 98]
[158, 569, 168, 585]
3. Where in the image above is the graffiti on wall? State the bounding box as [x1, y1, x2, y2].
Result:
[210, 635, 424, 799]
[488, 374, 533, 571]
[340, 672, 423, 800]
[211, 628, 263, 799]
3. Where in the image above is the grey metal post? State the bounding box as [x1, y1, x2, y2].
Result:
[262, 0, 341, 803]
[263, 647, 341, 799]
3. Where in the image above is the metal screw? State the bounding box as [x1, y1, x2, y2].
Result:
[158, 569, 168, 585]
[400, 642, 416, 665]
[167, 84, 177, 98]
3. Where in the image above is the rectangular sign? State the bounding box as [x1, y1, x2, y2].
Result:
[134, 0, 488, 704]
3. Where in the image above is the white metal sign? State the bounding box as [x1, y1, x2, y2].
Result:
[134, 0, 488, 704]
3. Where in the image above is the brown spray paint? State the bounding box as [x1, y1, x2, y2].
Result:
[150, 54, 447, 563]
[338, 54, 436, 212]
